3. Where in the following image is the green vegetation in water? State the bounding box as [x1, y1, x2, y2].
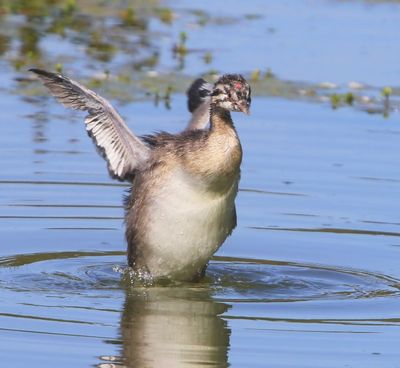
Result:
[64, 0, 76, 14]
[120, 7, 145, 28]
[203, 52, 213, 65]
[163, 85, 173, 109]
[2, 0, 399, 118]
[344, 92, 355, 105]
[382, 86, 393, 98]
[88, 31, 117, 62]
[329, 92, 358, 109]
[251, 68, 275, 82]
[265, 68, 275, 79]
[244, 13, 263, 20]
[381, 86, 392, 118]
[174, 31, 188, 56]
[330, 93, 341, 109]
[323, 87, 400, 118]
[172, 31, 189, 70]
[251, 69, 261, 81]
[155, 7, 174, 24]
[189, 9, 240, 27]
[54, 63, 63, 73]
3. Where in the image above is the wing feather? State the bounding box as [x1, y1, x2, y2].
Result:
[30, 68, 150, 181]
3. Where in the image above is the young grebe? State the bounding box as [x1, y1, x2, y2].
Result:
[30, 69, 251, 281]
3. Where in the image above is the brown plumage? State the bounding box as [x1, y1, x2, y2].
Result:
[30, 69, 251, 281]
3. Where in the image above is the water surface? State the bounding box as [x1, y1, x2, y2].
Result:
[1, 1, 400, 367]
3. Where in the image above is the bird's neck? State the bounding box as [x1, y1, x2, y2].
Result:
[210, 104, 234, 132]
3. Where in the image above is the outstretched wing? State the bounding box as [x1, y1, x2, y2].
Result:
[30, 69, 150, 181]
[185, 78, 212, 131]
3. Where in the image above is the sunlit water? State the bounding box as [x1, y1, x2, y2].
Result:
[2, 94, 400, 367]
[1, 1, 400, 367]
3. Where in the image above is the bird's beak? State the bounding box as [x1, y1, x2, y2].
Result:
[238, 102, 250, 115]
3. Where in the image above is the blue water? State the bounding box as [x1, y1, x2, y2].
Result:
[1, 1, 400, 367]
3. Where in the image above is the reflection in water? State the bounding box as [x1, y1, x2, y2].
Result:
[119, 286, 230, 368]
[0, 251, 399, 367]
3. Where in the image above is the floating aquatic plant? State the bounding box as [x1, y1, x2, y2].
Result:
[155, 7, 174, 24]
[63, 0, 76, 15]
[382, 86, 392, 117]
[164, 85, 174, 109]
[120, 7, 139, 27]
[382, 86, 392, 98]
[203, 52, 212, 65]
[55, 63, 63, 73]
[174, 31, 188, 55]
[265, 68, 275, 79]
[330, 93, 341, 109]
[344, 92, 354, 105]
[251, 69, 261, 81]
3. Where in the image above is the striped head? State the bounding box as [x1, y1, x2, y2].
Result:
[211, 74, 251, 114]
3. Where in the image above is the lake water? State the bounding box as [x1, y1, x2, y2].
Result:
[1, 1, 400, 367]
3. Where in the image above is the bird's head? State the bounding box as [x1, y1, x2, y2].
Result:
[211, 74, 251, 114]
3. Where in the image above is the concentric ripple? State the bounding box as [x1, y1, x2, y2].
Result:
[208, 256, 400, 302]
[0, 251, 399, 303]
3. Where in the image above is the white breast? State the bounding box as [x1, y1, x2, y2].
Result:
[141, 167, 239, 280]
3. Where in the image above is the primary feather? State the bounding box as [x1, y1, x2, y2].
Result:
[29, 69, 150, 181]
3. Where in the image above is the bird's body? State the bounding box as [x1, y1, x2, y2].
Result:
[30, 69, 251, 281]
[126, 109, 242, 280]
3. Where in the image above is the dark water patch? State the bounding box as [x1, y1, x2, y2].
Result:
[240, 188, 307, 197]
[249, 226, 400, 238]
[361, 219, 400, 227]
[0, 251, 124, 267]
[0, 215, 123, 220]
[46, 227, 118, 231]
[0, 179, 128, 187]
[281, 212, 319, 218]
[0, 326, 114, 340]
[9, 203, 122, 209]
[353, 176, 400, 184]
[223, 315, 400, 328]
[367, 128, 400, 136]
[0, 312, 97, 325]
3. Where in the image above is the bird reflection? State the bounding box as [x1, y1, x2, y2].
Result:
[119, 285, 231, 367]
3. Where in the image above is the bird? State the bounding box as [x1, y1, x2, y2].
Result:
[29, 69, 251, 282]
[185, 77, 213, 131]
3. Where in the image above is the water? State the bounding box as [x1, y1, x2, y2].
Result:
[1, 0, 400, 367]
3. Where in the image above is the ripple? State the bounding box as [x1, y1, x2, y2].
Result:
[0, 251, 125, 294]
[0, 252, 398, 303]
[209, 256, 400, 302]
